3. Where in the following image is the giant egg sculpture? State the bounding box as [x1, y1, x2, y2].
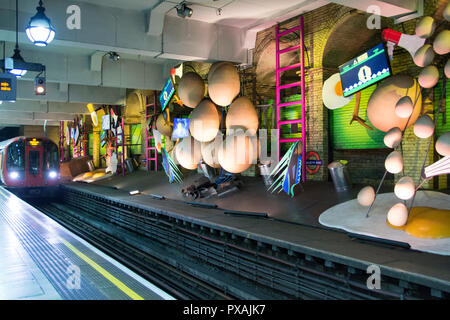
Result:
[357, 186, 375, 207]
[445, 2, 450, 21]
[395, 96, 414, 118]
[413, 115, 435, 139]
[367, 75, 422, 132]
[385, 150, 404, 174]
[218, 129, 257, 173]
[394, 176, 415, 200]
[156, 113, 172, 137]
[418, 65, 439, 88]
[445, 59, 450, 78]
[201, 134, 222, 168]
[175, 136, 202, 170]
[387, 203, 409, 227]
[384, 127, 402, 148]
[189, 99, 220, 142]
[435, 132, 450, 157]
[226, 96, 259, 134]
[433, 30, 450, 55]
[178, 72, 205, 108]
[413, 44, 434, 67]
[207, 62, 240, 107]
[415, 16, 436, 38]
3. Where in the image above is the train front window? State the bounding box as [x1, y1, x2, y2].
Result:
[6, 141, 25, 171]
[29, 151, 40, 175]
[44, 141, 59, 170]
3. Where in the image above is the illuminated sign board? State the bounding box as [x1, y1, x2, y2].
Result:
[339, 43, 392, 97]
[28, 138, 41, 146]
[171, 118, 190, 140]
[159, 77, 175, 111]
[0, 73, 16, 101]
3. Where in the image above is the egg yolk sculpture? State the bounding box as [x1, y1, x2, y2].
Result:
[156, 113, 173, 137]
[218, 129, 258, 173]
[226, 96, 259, 135]
[189, 99, 220, 142]
[207, 62, 240, 107]
[178, 72, 206, 108]
[388, 207, 450, 239]
[367, 75, 422, 132]
[175, 135, 202, 170]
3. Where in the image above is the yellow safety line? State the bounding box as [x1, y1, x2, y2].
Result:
[61, 240, 144, 300]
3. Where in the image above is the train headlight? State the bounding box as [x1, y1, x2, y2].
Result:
[9, 171, 19, 179]
[48, 170, 58, 179]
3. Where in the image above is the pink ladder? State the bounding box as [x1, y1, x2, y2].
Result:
[275, 16, 306, 182]
[145, 92, 158, 171]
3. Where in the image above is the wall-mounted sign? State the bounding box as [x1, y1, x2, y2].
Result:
[339, 43, 392, 97]
[171, 118, 190, 140]
[159, 77, 175, 111]
[102, 114, 111, 131]
[0, 73, 17, 101]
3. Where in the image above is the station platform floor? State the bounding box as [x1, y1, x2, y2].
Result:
[66, 170, 450, 295]
[0, 186, 174, 300]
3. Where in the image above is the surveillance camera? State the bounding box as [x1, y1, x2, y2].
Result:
[108, 52, 120, 61]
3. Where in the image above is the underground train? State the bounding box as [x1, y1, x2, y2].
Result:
[0, 136, 60, 197]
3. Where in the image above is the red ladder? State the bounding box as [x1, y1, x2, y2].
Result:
[275, 16, 306, 182]
[146, 92, 158, 171]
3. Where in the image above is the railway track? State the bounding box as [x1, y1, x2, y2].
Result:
[25, 186, 448, 300]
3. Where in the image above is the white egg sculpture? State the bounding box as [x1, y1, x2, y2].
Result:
[445, 2, 450, 21]
[384, 127, 402, 148]
[177, 72, 205, 109]
[385, 150, 403, 174]
[200, 134, 222, 168]
[395, 96, 414, 118]
[189, 99, 220, 142]
[207, 62, 240, 107]
[226, 96, 259, 134]
[433, 30, 450, 55]
[435, 132, 450, 157]
[175, 135, 202, 170]
[387, 203, 409, 227]
[413, 44, 434, 67]
[357, 186, 375, 207]
[445, 59, 450, 78]
[218, 128, 257, 173]
[415, 16, 436, 38]
[394, 176, 415, 200]
[367, 75, 422, 132]
[418, 65, 439, 88]
[413, 115, 435, 139]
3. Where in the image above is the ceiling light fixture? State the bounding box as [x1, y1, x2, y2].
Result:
[25, 0, 55, 47]
[177, 2, 193, 18]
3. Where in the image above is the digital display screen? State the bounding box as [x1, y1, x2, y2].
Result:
[339, 43, 392, 97]
[159, 78, 175, 111]
[171, 118, 190, 140]
[0, 73, 16, 101]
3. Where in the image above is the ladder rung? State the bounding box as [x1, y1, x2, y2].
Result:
[277, 100, 302, 108]
[276, 25, 300, 38]
[280, 138, 302, 143]
[277, 45, 301, 55]
[276, 63, 301, 74]
[278, 119, 303, 126]
[278, 81, 301, 90]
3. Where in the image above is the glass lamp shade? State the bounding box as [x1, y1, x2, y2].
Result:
[8, 49, 27, 78]
[25, 4, 55, 46]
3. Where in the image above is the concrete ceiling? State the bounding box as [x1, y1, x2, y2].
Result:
[0, 0, 420, 127]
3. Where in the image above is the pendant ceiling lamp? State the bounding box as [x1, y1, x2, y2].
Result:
[25, 0, 55, 47]
[8, 0, 27, 77]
